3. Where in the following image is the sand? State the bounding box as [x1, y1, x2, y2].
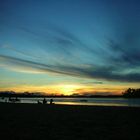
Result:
[0, 103, 140, 140]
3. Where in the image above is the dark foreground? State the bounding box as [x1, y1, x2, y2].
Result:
[0, 103, 140, 140]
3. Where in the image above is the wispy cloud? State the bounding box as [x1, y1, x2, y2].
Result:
[0, 54, 140, 82]
[1, 15, 140, 83]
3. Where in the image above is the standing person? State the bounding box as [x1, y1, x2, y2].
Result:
[50, 99, 53, 104]
[43, 98, 47, 104]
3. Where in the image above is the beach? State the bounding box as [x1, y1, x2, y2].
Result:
[0, 103, 140, 140]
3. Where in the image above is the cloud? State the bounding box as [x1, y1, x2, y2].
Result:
[107, 39, 140, 67]
[73, 91, 115, 96]
[19, 22, 97, 61]
[0, 55, 63, 74]
[82, 81, 103, 85]
[1, 20, 140, 83]
[0, 54, 140, 82]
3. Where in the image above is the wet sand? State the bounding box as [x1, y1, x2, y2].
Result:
[0, 103, 140, 140]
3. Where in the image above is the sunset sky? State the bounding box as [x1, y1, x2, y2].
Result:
[0, 0, 140, 95]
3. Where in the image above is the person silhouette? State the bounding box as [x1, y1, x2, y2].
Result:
[43, 98, 47, 104]
[50, 99, 53, 104]
[37, 100, 42, 104]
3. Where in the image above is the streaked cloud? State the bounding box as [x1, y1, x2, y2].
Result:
[0, 0, 140, 95]
[0, 54, 140, 82]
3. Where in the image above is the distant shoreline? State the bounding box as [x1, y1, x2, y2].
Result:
[1, 94, 140, 98]
[0, 94, 133, 98]
[0, 93, 123, 98]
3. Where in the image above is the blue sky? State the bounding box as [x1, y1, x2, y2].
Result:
[0, 0, 140, 95]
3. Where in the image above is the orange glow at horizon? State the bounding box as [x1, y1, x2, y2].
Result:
[0, 83, 133, 95]
[0, 84, 82, 95]
[57, 85, 82, 95]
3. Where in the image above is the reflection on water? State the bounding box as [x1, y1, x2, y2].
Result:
[56, 101, 129, 107]
[1, 97, 140, 107]
[54, 98, 140, 107]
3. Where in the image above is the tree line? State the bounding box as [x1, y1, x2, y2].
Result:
[122, 88, 140, 98]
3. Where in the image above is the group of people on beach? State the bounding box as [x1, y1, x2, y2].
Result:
[38, 98, 54, 105]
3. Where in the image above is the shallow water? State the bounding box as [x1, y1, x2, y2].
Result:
[1, 97, 140, 107]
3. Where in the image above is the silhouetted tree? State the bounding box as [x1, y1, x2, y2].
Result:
[122, 88, 140, 98]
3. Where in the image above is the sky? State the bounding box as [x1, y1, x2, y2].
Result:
[0, 0, 140, 95]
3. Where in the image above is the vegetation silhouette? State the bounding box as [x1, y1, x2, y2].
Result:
[0, 88, 140, 99]
[122, 88, 140, 98]
[0, 91, 45, 97]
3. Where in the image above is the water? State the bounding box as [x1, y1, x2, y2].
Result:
[1, 97, 140, 107]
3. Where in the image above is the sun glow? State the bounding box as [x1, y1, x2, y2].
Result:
[58, 85, 80, 95]
[1, 82, 139, 96]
